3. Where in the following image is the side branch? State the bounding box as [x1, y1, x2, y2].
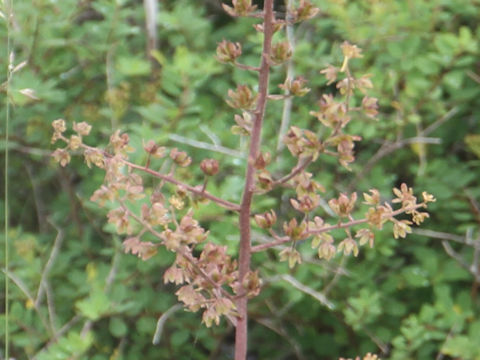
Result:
[124, 203, 236, 302]
[251, 204, 427, 253]
[124, 160, 241, 212]
[273, 156, 312, 186]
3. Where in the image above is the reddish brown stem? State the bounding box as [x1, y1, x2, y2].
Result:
[236, 1, 274, 359]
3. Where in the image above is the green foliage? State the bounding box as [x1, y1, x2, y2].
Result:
[1, 0, 479, 359]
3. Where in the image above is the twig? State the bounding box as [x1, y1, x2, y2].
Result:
[412, 229, 467, 244]
[169, 133, 245, 158]
[422, 107, 458, 136]
[273, 156, 312, 186]
[234, 61, 260, 72]
[323, 255, 347, 296]
[279, 274, 334, 309]
[44, 281, 57, 337]
[3, 269, 52, 335]
[254, 317, 306, 360]
[35, 219, 64, 307]
[351, 136, 442, 188]
[442, 240, 480, 282]
[152, 304, 182, 345]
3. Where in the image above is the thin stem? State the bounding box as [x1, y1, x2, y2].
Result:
[273, 156, 312, 186]
[67, 138, 242, 212]
[277, 0, 295, 152]
[125, 160, 240, 211]
[4, 1, 13, 357]
[234, 61, 261, 72]
[236, 1, 274, 359]
[35, 220, 64, 308]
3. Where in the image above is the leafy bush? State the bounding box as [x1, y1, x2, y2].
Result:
[1, 1, 479, 359]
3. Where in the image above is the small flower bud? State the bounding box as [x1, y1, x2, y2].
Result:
[292, 0, 320, 22]
[283, 218, 307, 241]
[84, 149, 105, 168]
[279, 248, 302, 269]
[69, 135, 82, 150]
[222, 0, 257, 17]
[52, 119, 67, 133]
[279, 76, 310, 97]
[226, 85, 258, 110]
[170, 148, 192, 167]
[270, 41, 292, 65]
[254, 210, 277, 229]
[328, 193, 357, 218]
[216, 40, 242, 63]
[254, 152, 271, 169]
[200, 158, 219, 176]
[51, 148, 71, 167]
[144, 140, 166, 158]
[73, 121, 92, 136]
[231, 111, 253, 136]
[320, 65, 338, 85]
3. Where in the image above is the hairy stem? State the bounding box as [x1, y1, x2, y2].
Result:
[236, 1, 274, 359]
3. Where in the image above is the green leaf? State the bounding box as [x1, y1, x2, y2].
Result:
[75, 290, 111, 320]
[109, 317, 128, 338]
[116, 56, 151, 76]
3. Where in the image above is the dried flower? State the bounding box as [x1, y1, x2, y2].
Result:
[222, 0, 257, 17]
[84, 149, 105, 168]
[143, 140, 166, 158]
[231, 111, 253, 136]
[340, 41, 363, 72]
[52, 119, 67, 133]
[283, 218, 307, 241]
[254, 210, 277, 229]
[123, 237, 157, 260]
[290, 194, 320, 213]
[270, 41, 292, 65]
[329, 193, 357, 218]
[216, 40, 242, 63]
[363, 189, 380, 205]
[292, 0, 320, 22]
[338, 237, 359, 256]
[355, 228, 375, 247]
[279, 76, 310, 97]
[170, 148, 192, 167]
[200, 158, 219, 176]
[73, 121, 92, 136]
[279, 248, 302, 268]
[51, 148, 71, 167]
[312, 233, 336, 260]
[226, 85, 258, 110]
[392, 183, 417, 208]
[393, 219, 413, 239]
[253, 152, 271, 169]
[320, 65, 338, 85]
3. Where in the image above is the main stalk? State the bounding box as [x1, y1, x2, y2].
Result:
[235, 1, 275, 359]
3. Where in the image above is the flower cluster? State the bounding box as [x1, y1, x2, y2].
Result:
[51, 120, 260, 327]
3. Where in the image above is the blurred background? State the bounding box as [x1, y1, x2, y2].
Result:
[1, 0, 479, 359]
